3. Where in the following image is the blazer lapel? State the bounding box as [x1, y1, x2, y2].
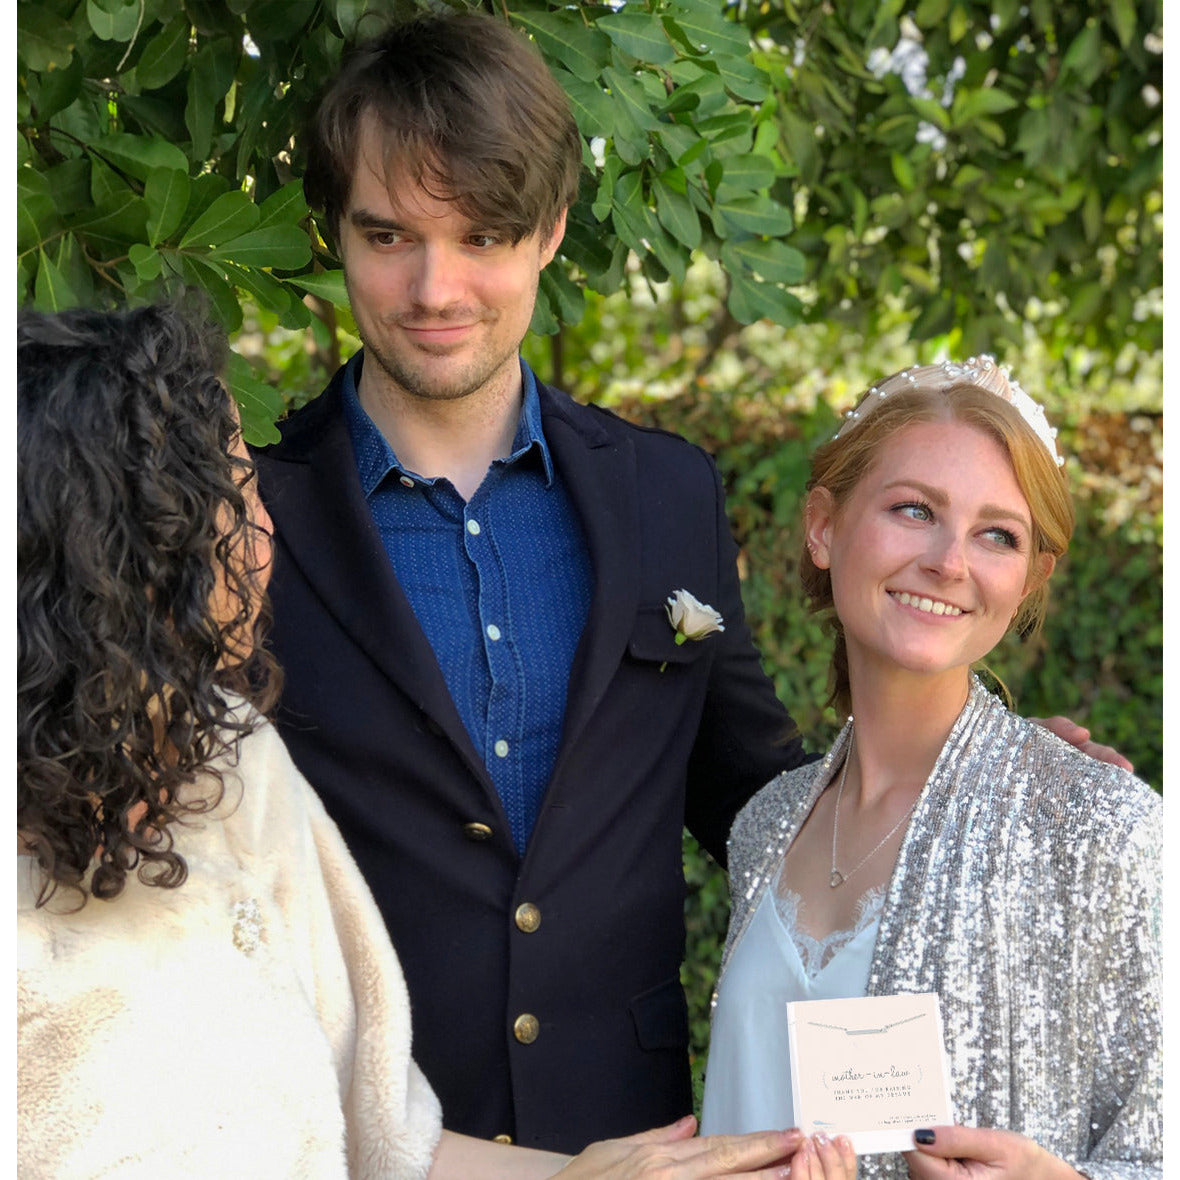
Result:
[258, 379, 494, 792]
[539, 387, 643, 775]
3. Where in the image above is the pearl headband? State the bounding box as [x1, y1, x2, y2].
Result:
[835, 355, 1064, 467]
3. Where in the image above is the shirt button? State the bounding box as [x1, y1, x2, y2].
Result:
[466, 519, 481, 535]
[398, 475, 414, 488]
[493, 1134, 513, 1145]
[486, 624, 502, 641]
[494, 739, 509, 758]
[514, 903, 541, 933]
[513, 1013, 540, 1044]
[462, 822, 494, 841]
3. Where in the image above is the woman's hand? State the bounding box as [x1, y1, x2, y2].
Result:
[556, 1116, 844, 1179]
[905, 1126, 1082, 1179]
[786, 1132, 857, 1180]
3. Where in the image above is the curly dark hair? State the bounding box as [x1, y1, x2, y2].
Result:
[18, 302, 281, 909]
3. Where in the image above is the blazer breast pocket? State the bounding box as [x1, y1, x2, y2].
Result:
[629, 976, 690, 1051]
[627, 604, 713, 669]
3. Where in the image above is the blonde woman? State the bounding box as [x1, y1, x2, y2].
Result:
[701, 360, 1160, 1180]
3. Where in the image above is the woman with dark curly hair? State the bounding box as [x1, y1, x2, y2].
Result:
[16, 302, 838, 1180]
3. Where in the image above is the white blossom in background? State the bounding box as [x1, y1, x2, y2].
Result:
[866, 29, 966, 153]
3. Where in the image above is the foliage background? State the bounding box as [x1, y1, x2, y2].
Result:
[18, 0, 1162, 1114]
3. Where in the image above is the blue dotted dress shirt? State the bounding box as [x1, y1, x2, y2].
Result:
[341, 352, 593, 854]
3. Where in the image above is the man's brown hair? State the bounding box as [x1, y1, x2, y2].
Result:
[304, 10, 583, 244]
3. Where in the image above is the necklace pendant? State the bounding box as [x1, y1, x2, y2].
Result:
[829, 869, 845, 889]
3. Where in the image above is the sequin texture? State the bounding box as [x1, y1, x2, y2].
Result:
[714, 677, 1161, 1179]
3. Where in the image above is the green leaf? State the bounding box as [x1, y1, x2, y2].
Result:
[910, 97, 951, 131]
[654, 123, 700, 167]
[1108, 0, 1137, 50]
[17, 7, 75, 71]
[186, 38, 238, 160]
[93, 133, 188, 180]
[287, 269, 351, 310]
[715, 194, 794, 237]
[602, 66, 662, 134]
[538, 263, 585, 326]
[511, 11, 609, 84]
[179, 255, 243, 331]
[17, 170, 62, 254]
[145, 167, 191, 246]
[726, 270, 799, 327]
[180, 191, 260, 248]
[257, 180, 309, 230]
[89, 158, 127, 207]
[528, 283, 559, 337]
[86, 0, 143, 42]
[597, 10, 675, 65]
[26, 49, 84, 120]
[654, 181, 701, 249]
[908, 293, 957, 340]
[50, 232, 95, 304]
[1082, 187, 1102, 243]
[209, 224, 312, 270]
[891, 152, 916, 191]
[46, 158, 92, 218]
[721, 238, 805, 285]
[592, 154, 623, 222]
[663, 2, 750, 60]
[129, 242, 164, 280]
[710, 54, 771, 103]
[1060, 21, 1105, 87]
[914, 0, 950, 23]
[953, 88, 1019, 123]
[34, 248, 79, 311]
[137, 15, 191, 90]
[780, 108, 820, 186]
[714, 155, 778, 199]
[70, 197, 150, 247]
[560, 72, 621, 138]
[224, 352, 284, 446]
[221, 261, 297, 313]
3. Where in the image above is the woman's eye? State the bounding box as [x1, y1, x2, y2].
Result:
[894, 501, 932, 522]
[984, 527, 1021, 549]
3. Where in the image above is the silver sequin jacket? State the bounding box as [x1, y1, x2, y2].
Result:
[717, 678, 1161, 1179]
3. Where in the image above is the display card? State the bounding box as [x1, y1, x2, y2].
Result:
[786, 992, 953, 1155]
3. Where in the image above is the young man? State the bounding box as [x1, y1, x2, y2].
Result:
[255, 7, 1122, 1157]
[255, 10, 806, 1155]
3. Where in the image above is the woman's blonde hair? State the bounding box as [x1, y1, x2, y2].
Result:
[801, 361, 1075, 717]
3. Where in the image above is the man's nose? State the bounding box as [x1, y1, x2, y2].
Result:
[407, 243, 464, 311]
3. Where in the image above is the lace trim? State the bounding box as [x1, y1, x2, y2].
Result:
[770, 879, 885, 980]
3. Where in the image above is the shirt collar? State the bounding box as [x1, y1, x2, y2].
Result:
[341, 351, 554, 496]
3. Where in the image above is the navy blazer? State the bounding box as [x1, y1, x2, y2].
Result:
[254, 365, 807, 1153]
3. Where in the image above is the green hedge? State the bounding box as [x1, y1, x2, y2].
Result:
[608, 389, 1162, 1108]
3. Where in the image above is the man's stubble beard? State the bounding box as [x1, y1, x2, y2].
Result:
[355, 308, 529, 406]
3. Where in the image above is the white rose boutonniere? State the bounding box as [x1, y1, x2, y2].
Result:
[665, 589, 725, 646]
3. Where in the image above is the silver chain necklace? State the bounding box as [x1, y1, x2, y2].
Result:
[829, 727, 920, 889]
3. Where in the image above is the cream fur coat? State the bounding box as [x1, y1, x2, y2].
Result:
[17, 712, 442, 1179]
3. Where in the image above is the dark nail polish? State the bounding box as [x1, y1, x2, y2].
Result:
[914, 1129, 936, 1145]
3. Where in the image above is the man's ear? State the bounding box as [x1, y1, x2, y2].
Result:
[805, 486, 836, 569]
[539, 207, 568, 268]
